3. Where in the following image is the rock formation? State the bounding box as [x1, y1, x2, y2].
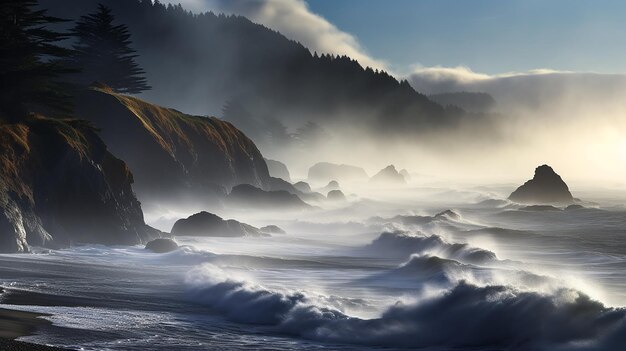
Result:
[509, 165, 574, 204]
[293, 181, 312, 193]
[307, 162, 368, 184]
[370, 165, 406, 184]
[171, 211, 261, 237]
[265, 159, 291, 182]
[227, 184, 312, 210]
[327, 190, 346, 201]
[75, 87, 271, 205]
[399, 169, 411, 182]
[145, 238, 179, 253]
[0, 116, 159, 253]
[260, 225, 286, 235]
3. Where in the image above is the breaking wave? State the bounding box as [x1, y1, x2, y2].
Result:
[184, 264, 626, 350]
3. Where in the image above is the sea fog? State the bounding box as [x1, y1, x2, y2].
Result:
[2, 181, 626, 351]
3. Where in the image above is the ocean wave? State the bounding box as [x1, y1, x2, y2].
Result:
[184, 265, 626, 350]
[364, 231, 497, 264]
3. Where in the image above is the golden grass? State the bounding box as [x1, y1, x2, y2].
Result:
[94, 88, 257, 162]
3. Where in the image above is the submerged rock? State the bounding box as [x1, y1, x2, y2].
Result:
[171, 211, 261, 237]
[145, 238, 179, 253]
[565, 204, 585, 211]
[509, 165, 574, 204]
[370, 165, 406, 184]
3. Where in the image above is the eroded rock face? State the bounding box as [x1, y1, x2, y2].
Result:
[0, 116, 159, 253]
[293, 181, 312, 193]
[75, 88, 271, 205]
[145, 238, 179, 253]
[171, 211, 261, 237]
[265, 159, 291, 182]
[509, 165, 574, 204]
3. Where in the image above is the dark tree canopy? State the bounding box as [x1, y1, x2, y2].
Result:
[0, 0, 73, 120]
[70, 4, 150, 94]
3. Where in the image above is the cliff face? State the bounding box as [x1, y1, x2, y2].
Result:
[75, 88, 271, 205]
[0, 116, 158, 253]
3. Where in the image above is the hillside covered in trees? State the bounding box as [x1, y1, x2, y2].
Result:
[40, 0, 465, 146]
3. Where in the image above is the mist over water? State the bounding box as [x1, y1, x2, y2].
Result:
[2, 182, 626, 350]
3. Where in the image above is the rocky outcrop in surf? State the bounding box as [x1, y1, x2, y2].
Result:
[145, 238, 179, 253]
[171, 211, 261, 237]
[370, 165, 406, 184]
[509, 165, 574, 204]
[0, 116, 159, 253]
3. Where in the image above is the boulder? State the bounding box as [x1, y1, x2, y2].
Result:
[145, 238, 179, 253]
[171, 211, 261, 237]
[509, 165, 574, 204]
[327, 190, 346, 201]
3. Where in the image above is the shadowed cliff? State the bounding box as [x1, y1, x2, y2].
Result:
[0, 115, 159, 253]
[74, 88, 271, 206]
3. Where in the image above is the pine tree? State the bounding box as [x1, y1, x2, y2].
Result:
[0, 0, 73, 120]
[71, 4, 150, 94]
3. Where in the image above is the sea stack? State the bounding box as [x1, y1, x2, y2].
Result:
[370, 165, 406, 184]
[509, 165, 574, 204]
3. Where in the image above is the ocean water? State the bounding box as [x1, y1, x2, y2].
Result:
[1, 185, 626, 350]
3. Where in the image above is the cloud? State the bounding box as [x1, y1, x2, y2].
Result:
[406, 65, 570, 95]
[169, 0, 389, 71]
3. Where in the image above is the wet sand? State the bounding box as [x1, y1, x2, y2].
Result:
[0, 294, 71, 350]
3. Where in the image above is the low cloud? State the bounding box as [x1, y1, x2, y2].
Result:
[171, 0, 389, 71]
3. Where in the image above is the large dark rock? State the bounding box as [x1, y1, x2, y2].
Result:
[227, 184, 311, 210]
[75, 88, 271, 206]
[0, 116, 159, 253]
[265, 159, 291, 182]
[370, 165, 406, 184]
[308, 162, 368, 184]
[509, 165, 574, 204]
[171, 211, 261, 237]
[266, 177, 325, 203]
[319, 180, 340, 193]
[327, 190, 346, 201]
[145, 238, 179, 253]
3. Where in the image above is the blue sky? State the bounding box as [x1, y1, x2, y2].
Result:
[306, 0, 626, 74]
